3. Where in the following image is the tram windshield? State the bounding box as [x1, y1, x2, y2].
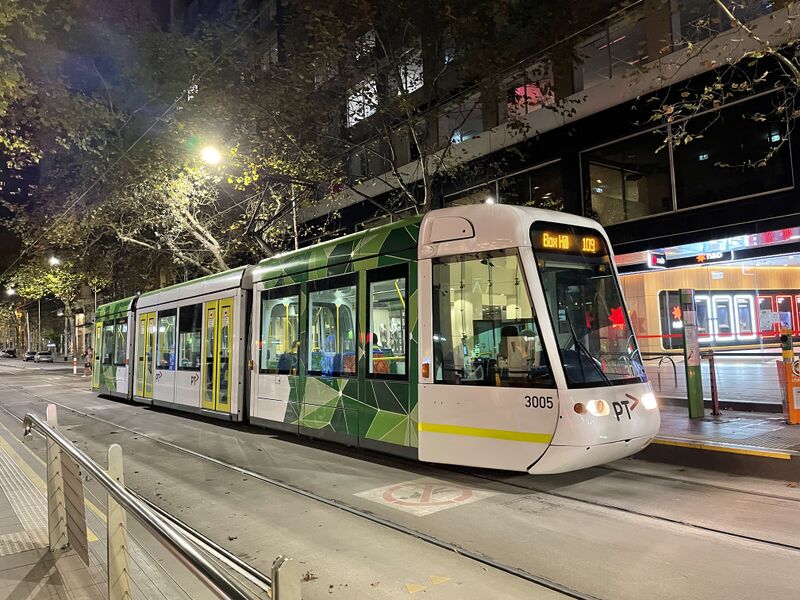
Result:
[531, 222, 646, 388]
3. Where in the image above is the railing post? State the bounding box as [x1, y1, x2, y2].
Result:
[45, 404, 68, 552]
[107, 444, 132, 600]
[271, 555, 301, 600]
[707, 352, 721, 416]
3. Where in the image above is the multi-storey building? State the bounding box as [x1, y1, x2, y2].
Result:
[163, 0, 800, 352]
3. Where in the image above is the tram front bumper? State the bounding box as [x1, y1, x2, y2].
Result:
[527, 434, 655, 475]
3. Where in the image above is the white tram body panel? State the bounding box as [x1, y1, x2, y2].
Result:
[133, 267, 252, 421]
[416, 205, 660, 474]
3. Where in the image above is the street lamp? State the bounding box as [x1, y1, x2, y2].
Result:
[48, 256, 61, 266]
[200, 146, 222, 165]
[5, 288, 15, 296]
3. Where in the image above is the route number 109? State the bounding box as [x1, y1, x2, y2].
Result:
[525, 395, 554, 409]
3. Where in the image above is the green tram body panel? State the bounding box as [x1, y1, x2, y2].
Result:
[93, 296, 136, 397]
[254, 218, 422, 454]
[96, 217, 423, 456]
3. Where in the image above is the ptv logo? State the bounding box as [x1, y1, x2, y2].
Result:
[612, 394, 640, 421]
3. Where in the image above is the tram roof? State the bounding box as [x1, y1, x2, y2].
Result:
[136, 265, 251, 310]
[251, 216, 422, 284]
[96, 296, 136, 320]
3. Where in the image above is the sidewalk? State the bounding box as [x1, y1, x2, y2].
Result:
[0, 422, 105, 599]
[639, 405, 800, 480]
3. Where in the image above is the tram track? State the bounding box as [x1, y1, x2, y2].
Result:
[0, 381, 600, 600]
[2, 377, 800, 596]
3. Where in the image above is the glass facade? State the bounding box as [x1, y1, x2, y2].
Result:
[586, 130, 672, 224]
[587, 93, 794, 226]
[574, 8, 647, 92]
[673, 96, 793, 208]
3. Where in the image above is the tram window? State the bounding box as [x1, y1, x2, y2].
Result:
[432, 250, 553, 388]
[177, 304, 202, 371]
[532, 222, 646, 388]
[368, 275, 407, 378]
[113, 318, 128, 366]
[308, 282, 357, 377]
[101, 322, 114, 365]
[260, 292, 299, 374]
[157, 309, 177, 370]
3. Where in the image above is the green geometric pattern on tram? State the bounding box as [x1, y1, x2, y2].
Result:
[300, 378, 359, 435]
[97, 364, 117, 393]
[363, 380, 418, 447]
[257, 219, 421, 288]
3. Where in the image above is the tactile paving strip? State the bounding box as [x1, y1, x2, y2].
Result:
[0, 446, 48, 555]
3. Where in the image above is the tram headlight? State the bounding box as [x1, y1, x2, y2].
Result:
[641, 392, 658, 410]
[578, 399, 609, 417]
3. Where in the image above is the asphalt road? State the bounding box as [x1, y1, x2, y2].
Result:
[0, 364, 798, 600]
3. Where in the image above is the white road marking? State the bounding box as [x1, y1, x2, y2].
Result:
[355, 477, 497, 516]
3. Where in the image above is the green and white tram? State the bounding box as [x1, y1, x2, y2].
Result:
[93, 297, 136, 400]
[93, 205, 660, 474]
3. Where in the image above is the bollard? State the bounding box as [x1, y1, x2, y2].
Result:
[707, 352, 720, 416]
[72, 357, 77, 375]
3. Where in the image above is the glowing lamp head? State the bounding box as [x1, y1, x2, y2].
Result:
[641, 392, 658, 410]
[200, 146, 222, 165]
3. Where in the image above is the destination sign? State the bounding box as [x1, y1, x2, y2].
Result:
[535, 230, 603, 255]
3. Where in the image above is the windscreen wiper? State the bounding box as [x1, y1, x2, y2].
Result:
[565, 313, 611, 385]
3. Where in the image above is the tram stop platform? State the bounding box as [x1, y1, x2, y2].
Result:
[640, 405, 800, 480]
[0, 426, 105, 600]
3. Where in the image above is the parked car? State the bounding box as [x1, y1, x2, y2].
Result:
[22, 351, 36, 362]
[34, 351, 53, 363]
[0, 349, 16, 358]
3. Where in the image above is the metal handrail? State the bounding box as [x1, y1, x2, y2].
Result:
[23, 411, 256, 600]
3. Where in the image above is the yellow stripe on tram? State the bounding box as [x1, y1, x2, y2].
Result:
[419, 422, 553, 444]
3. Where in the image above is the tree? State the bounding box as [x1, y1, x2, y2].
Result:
[647, 0, 800, 166]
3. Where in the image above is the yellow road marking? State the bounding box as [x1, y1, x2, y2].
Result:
[653, 437, 792, 460]
[429, 575, 450, 585]
[405, 583, 425, 594]
[418, 422, 552, 444]
[0, 418, 108, 532]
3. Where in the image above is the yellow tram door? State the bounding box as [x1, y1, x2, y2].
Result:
[93, 322, 102, 388]
[202, 298, 234, 412]
[136, 312, 157, 398]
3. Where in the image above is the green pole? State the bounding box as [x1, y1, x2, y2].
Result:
[680, 288, 704, 418]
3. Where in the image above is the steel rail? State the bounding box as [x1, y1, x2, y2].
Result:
[22, 411, 256, 600]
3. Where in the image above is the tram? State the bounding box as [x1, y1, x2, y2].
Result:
[92, 204, 660, 474]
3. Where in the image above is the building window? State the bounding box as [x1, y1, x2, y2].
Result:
[439, 99, 483, 146]
[574, 9, 647, 92]
[178, 304, 202, 371]
[113, 319, 127, 366]
[432, 250, 552, 387]
[444, 184, 497, 207]
[672, 94, 793, 209]
[259, 291, 299, 374]
[675, 0, 773, 44]
[585, 129, 673, 225]
[392, 48, 424, 94]
[368, 274, 407, 377]
[157, 309, 177, 370]
[498, 161, 564, 210]
[346, 77, 377, 127]
[101, 322, 114, 365]
[308, 280, 357, 377]
[504, 62, 554, 118]
[355, 30, 377, 61]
